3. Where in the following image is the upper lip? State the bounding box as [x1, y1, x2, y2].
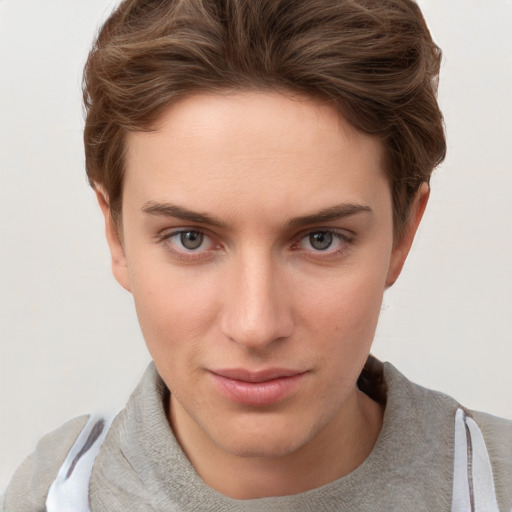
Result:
[210, 368, 306, 383]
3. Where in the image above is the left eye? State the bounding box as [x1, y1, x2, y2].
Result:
[308, 231, 333, 250]
[298, 230, 347, 252]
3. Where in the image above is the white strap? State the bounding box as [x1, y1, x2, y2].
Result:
[451, 408, 499, 512]
[46, 412, 117, 512]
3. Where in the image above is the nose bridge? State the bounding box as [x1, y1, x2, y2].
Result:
[221, 246, 293, 349]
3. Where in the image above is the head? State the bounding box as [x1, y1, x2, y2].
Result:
[83, 0, 446, 493]
[84, 0, 445, 241]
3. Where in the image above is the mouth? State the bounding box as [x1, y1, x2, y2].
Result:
[208, 368, 307, 406]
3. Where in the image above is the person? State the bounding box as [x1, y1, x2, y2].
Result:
[3, 0, 511, 510]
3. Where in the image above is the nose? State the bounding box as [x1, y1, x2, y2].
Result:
[220, 250, 294, 350]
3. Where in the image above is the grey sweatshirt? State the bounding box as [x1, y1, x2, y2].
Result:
[4, 361, 512, 511]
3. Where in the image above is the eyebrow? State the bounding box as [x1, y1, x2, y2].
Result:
[286, 203, 373, 227]
[141, 201, 372, 228]
[141, 201, 228, 228]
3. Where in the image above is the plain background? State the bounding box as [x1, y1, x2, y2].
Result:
[1, 0, 511, 494]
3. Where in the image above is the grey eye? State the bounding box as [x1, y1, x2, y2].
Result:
[180, 231, 204, 250]
[309, 232, 333, 250]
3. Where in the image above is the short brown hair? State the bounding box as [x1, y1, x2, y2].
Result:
[83, 0, 446, 239]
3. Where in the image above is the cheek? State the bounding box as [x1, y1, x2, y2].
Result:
[300, 265, 388, 354]
[302, 272, 386, 403]
[128, 261, 221, 360]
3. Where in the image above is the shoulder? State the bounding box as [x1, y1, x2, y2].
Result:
[3, 415, 90, 512]
[472, 409, 512, 449]
[471, 409, 512, 508]
[381, 360, 511, 508]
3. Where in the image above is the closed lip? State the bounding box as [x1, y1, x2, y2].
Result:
[209, 368, 307, 382]
[208, 368, 308, 405]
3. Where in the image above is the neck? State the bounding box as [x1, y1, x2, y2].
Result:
[170, 388, 384, 499]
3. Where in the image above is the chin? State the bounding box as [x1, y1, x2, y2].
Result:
[209, 415, 317, 460]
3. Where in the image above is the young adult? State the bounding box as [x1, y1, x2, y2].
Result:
[3, 0, 511, 510]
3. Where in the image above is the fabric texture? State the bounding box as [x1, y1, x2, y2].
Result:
[451, 408, 500, 511]
[42, 405, 501, 512]
[46, 412, 119, 512]
[4, 361, 512, 511]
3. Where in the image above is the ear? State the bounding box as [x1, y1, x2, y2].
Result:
[386, 183, 430, 288]
[95, 189, 132, 293]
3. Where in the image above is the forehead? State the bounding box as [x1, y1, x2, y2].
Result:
[123, 91, 389, 220]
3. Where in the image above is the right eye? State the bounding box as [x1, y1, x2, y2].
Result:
[175, 230, 205, 250]
[159, 229, 220, 260]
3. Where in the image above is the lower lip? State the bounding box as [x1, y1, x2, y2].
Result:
[209, 372, 306, 406]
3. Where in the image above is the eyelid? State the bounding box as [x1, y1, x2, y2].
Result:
[292, 226, 354, 243]
[157, 227, 222, 261]
[159, 226, 216, 242]
[291, 228, 355, 257]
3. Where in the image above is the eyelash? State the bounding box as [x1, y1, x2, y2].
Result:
[157, 229, 220, 261]
[157, 228, 354, 262]
[290, 229, 354, 260]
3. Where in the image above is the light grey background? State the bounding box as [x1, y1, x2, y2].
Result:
[1, 0, 511, 493]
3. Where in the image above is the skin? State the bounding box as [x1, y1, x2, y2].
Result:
[98, 91, 428, 499]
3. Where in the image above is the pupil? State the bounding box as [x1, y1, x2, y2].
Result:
[310, 232, 332, 250]
[180, 231, 203, 250]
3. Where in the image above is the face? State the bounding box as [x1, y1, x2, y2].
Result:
[101, 91, 423, 462]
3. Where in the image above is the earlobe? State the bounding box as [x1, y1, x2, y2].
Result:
[95, 189, 132, 293]
[386, 183, 430, 288]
